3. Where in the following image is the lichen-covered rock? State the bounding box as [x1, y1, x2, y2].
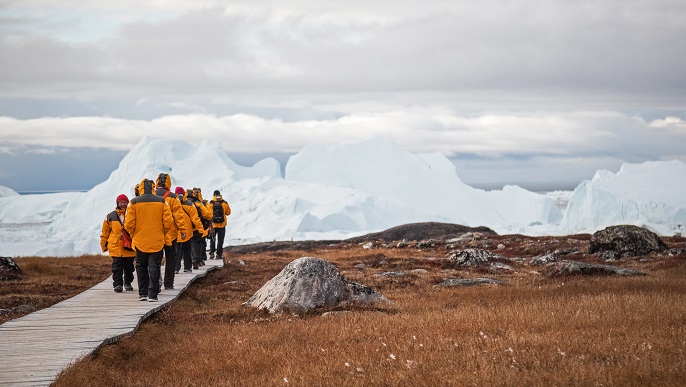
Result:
[0, 257, 21, 280]
[530, 253, 558, 266]
[447, 248, 505, 267]
[589, 225, 667, 257]
[244, 257, 389, 314]
[417, 239, 437, 248]
[547, 260, 646, 277]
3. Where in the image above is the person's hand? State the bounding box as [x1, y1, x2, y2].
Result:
[181, 232, 187, 240]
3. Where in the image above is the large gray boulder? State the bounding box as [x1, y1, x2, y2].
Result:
[244, 257, 389, 314]
[589, 225, 667, 257]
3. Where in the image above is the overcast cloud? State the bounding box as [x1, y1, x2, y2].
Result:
[1, 0, 685, 191]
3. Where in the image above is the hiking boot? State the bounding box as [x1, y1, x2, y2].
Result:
[124, 283, 133, 291]
[138, 295, 148, 301]
[183, 269, 192, 273]
[193, 262, 199, 270]
[209, 252, 215, 259]
[148, 297, 158, 302]
[174, 270, 179, 274]
[113, 285, 123, 293]
[164, 285, 174, 290]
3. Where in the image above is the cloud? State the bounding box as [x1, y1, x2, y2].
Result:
[1, 1, 685, 103]
[649, 116, 686, 130]
[1, 110, 683, 161]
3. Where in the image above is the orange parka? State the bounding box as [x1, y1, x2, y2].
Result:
[100, 207, 136, 258]
[177, 193, 205, 242]
[124, 180, 173, 253]
[187, 188, 211, 237]
[210, 194, 232, 228]
[155, 174, 188, 245]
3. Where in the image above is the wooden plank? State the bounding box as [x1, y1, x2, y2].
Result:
[0, 258, 223, 387]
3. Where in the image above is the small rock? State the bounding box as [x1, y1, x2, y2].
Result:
[547, 260, 646, 277]
[375, 271, 406, 277]
[530, 253, 558, 266]
[362, 242, 374, 249]
[0, 256, 22, 280]
[489, 262, 514, 273]
[417, 239, 437, 248]
[447, 248, 504, 267]
[13, 305, 37, 313]
[598, 250, 620, 261]
[321, 311, 351, 317]
[437, 278, 503, 287]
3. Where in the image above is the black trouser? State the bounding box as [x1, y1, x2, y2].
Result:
[112, 256, 135, 287]
[163, 240, 177, 288]
[175, 240, 192, 271]
[210, 227, 226, 259]
[191, 231, 204, 264]
[135, 248, 163, 298]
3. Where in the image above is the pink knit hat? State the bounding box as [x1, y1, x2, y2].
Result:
[174, 186, 185, 195]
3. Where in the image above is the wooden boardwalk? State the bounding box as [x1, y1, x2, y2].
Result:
[0, 258, 224, 386]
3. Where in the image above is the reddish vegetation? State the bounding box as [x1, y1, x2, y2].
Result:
[3, 232, 686, 386]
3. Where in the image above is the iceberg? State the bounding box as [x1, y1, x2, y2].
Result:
[7, 137, 682, 257]
[560, 160, 686, 235]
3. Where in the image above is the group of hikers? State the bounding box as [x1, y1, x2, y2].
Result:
[99, 173, 231, 302]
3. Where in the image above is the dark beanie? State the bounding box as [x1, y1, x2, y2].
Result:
[213, 190, 220, 196]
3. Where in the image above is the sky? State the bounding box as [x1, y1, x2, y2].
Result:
[1, 0, 685, 192]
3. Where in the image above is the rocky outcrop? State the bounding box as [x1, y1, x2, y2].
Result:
[344, 222, 497, 243]
[547, 260, 646, 277]
[589, 225, 667, 257]
[244, 257, 389, 314]
[0, 257, 21, 280]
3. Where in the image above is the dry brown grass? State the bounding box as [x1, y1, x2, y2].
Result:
[0, 255, 111, 324]
[51, 242, 686, 387]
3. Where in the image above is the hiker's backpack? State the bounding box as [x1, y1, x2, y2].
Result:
[193, 201, 211, 229]
[212, 200, 224, 223]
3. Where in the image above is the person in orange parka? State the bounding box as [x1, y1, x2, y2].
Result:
[155, 173, 188, 290]
[187, 188, 210, 269]
[174, 186, 204, 273]
[124, 179, 173, 302]
[209, 189, 231, 260]
[100, 193, 136, 293]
